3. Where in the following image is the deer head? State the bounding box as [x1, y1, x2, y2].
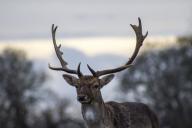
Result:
[49, 18, 148, 104]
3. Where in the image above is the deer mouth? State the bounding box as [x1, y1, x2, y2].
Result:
[81, 99, 92, 104]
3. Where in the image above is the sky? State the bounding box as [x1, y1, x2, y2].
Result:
[0, 0, 192, 40]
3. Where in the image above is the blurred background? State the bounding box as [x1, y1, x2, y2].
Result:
[0, 0, 191, 128]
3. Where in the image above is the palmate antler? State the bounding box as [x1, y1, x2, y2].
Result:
[87, 17, 148, 77]
[49, 17, 148, 77]
[48, 24, 83, 77]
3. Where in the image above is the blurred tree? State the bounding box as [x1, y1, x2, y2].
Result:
[0, 48, 85, 128]
[119, 44, 192, 128]
[0, 48, 46, 128]
[29, 99, 85, 128]
[177, 36, 192, 46]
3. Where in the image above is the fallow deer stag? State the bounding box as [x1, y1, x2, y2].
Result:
[49, 18, 159, 128]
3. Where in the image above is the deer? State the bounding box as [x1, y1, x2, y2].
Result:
[49, 18, 159, 128]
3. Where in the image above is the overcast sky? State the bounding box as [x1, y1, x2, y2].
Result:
[0, 0, 192, 40]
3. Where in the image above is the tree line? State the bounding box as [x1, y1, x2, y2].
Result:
[0, 39, 191, 128]
[120, 41, 192, 128]
[0, 48, 85, 128]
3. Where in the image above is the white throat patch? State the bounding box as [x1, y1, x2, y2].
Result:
[84, 108, 96, 121]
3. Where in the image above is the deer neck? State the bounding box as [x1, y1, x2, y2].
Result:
[81, 100, 111, 128]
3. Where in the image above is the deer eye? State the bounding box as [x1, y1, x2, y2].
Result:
[93, 85, 99, 89]
[76, 86, 80, 89]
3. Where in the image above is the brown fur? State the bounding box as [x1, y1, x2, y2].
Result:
[63, 75, 159, 128]
[105, 101, 159, 128]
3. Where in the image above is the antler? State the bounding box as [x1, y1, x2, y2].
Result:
[48, 24, 83, 77]
[88, 17, 148, 77]
[49, 18, 147, 77]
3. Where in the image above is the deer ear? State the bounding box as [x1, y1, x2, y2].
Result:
[63, 74, 79, 86]
[100, 74, 114, 88]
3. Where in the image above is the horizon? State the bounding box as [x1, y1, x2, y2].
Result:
[0, 36, 177, 59]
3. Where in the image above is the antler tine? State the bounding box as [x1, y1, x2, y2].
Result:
[95, 18, 148, 77]
[127, 17, 148, 65]
[87, 64, 97, 76]
[77, 63, 83, 77]
[49, 24, 78, 75]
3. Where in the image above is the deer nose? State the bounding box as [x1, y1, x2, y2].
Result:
[77, 95, 87, 102]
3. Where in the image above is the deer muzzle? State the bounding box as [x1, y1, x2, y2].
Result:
[77, 95, 91, 104]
